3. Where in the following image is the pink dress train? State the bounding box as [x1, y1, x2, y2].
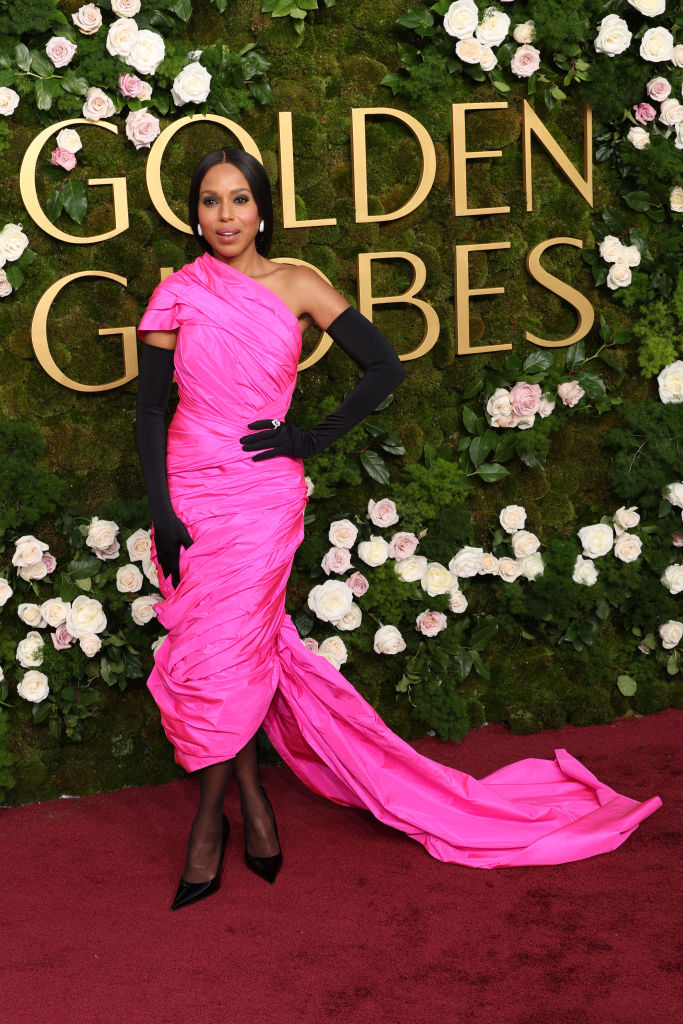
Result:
[137, 251, 662, 869]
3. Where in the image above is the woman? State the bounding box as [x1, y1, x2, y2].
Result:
[136, 149, 661, 912]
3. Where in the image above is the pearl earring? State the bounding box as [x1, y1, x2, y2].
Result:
[197, 223, 203, 236]
[258, 219, 265, 233]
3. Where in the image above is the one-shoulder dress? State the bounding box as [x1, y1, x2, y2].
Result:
[136, 250, 662, 869]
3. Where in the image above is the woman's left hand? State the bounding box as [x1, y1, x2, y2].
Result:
[239, 419, 319, 460]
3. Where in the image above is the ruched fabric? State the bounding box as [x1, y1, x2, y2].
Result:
[137, 252, 662, 868]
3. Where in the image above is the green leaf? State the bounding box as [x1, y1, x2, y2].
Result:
[35, 77, 58, 111]
[452, 649, 474, 682]
[622, 190, 650, 213]
[493, 432, 517, 463]
[462, 405, 480, 435]
[381, 72, 401, 95]
[477, 462, 509, 482]
[469, 434, 494, 468]
[602, 205, 628, 234]
[294, 610, 314, 637]
[5, 266, 24, 289]
[518, 450, 546, 471]
[396, 8, 434, 31]
[522, 350, 554, 375]
[61, 73, 89, 96]
[565, 340, 585, 371]
[67, 556, 101, 576]
[595, 599, 610, 620]
[49, 717, 63, 739]
[397, 41, 421, 66]
[617, 674, 637, 697]
[577, 369, 606, 400]
[470, 616, 498, 651]
[0, 70, 16, 87]
[462, 372, 485, 400]
[15, 43, 31, 71]
[62, 179, 87, 224]
[29, 49, 54, 77]
[166, 0, 192, 19]
[74, 578, 92, 591]
[32, 701, 52, 723]
[470, 648, 490, 680]
[359, 450, 390, 484]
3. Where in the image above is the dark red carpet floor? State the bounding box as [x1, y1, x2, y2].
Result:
[2, 709, 681, 1024]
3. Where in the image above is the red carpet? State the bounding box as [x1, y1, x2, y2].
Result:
[3, 710, 680, 1024]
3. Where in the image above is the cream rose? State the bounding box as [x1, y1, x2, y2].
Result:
[0, 269, 11, 297]
[599, 235, 625, 263]
[658, 361, 683, 403]
[510, 44, 541, 78]
[628, 0, 665, 13]
[456, 37, 483, 64]
[394, 555, 427, 583]
[673, 44, 683, 68]
[594, 14, 631, 57]
[660, 99, 683, 128]
[513, 21, 534, 44]
[72, 3, 102, 35]
[329, 519, 358, 549]
[17, 560, 49, 583]
[421, 562, 454, 596]
[318, 636, 348, 665]
[56, 128, 82, 154]
[557, 381, 585, 407]
[621, 245, 641, 268]
[79, 633, 102, 657]
[627, 126, 650, 150]
[511, 530, 540, 558]
[0, 223, 29, 263]
[308, 580, 353, 622]
[518, 553, 544, 580]
[368, 498, 399, 528]
[116, 564, 144, 593]
[614, 532, 642, 563]
[141, 557, 159, 587]
[40, 598, 70, 628]
[305, 475, 314, 497]
[0, 578, 12, 606]
[13, 535, 49, 567]
[448, 588, 468, 613]
[659, 620, 683, 650]
[664, 482, 683, 508]
[479, 47, 497, 72]
[476, 8, 510, 47]
[112, 0, 141, 14]
[486, 388, 517, 428]
[661, 564, 683, 594]
[449, 546, 483, 578]
[675, 122, 683, 150]
[82, 87, 116, 121]
[66, 595, 107, 637]
[640, 26, 674, 62]
[318, 650, 342, 670]
[573, 555, 598, 586]
[345, 571, 369, 597]
[331, 602, 362, 631]
[613, 506, 640, 534]
[498, 557, 521, 583]
[607, 259, 632, 290]
[86, 516, 119, 553]
[17, 603, 47, 629]
[127, 29, 165, 75]
[17, 670, 49, 703]
[17, 631, 45, 668]
[125, 108, 160, 150]
[0, 87, 20, 117]
[443, 0, 479, 40]
[646, 76, 671, 101]
[499, 505, 526, 533]
[46, 36, 77, 68]
[538, 395, 556, 419]
[138, 81, 153, 101]
[578, 523, 614, 558]
[126, 528, 151, 562]
[131, 594, 161, 625]
[373, 625, 406, 655]
[416, 610, 448, 637]
[321, 546, 353, 575]
[388, 531, 419, 560]
[670, 186, 683, 213]
[478, 553, 498, 576]
[151, 634, 167, 655]
[171, 62, 212, 106]
[106, 17, 139, 58]
[357, 535, 390, 567]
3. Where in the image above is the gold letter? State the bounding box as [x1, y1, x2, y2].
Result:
[20, 119, 128, 243]
[525, 237, 594, 347]
[451, 102, 511, 217]
[351, 108, 436, 223]
[357, 251, 439, 361]
[523, 100, 592, 213]
[146, 114, 263, 233]
[278, 112, 337, 228]
[271, 257, 337, 371]
[455, 242, 512, 355]
[32, 272, 137, 391]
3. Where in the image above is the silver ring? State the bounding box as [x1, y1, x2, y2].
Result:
[271, 419, 281, 428]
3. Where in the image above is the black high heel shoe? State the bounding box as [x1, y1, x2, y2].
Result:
[170, 813, 230, 912]
[244, 785, 282, 885]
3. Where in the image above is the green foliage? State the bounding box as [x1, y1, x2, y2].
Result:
[0, 709, 16, 802]
[398, 457, 472, 532]
[633, 272, 683, 377]
[605, 400, 683, 510]
[0, 421, 66, 545]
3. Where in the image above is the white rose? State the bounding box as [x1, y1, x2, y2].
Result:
[308, 580, 353, 622]
[131, 594, 161, 625]
[510, 44, 541, 78]
[0, 667, 3, 682]
[511, 530, 540, 558]
[613, 506, 640, 535]
[106, 17, 139, 58]
[112, 0, 141, 14]
[486, 387, 517, 428]
[151, 634, 167, 655]
[573, 555, 599, 586]
[664, 482, 683, 508]
[86, 516, 119, 552]
[660, 99, 683, 129]
[0, 223, 29, 263]
[448, 588, 468, 613]
[658, 361, 683, 403]
[673, 44, 683, 68]
[17, 561, 49, 582]
[125, 108, 160, 150]
[627, 126, 650, 150]
[621, 245, 641, 268]
[72, 3, 102, 35]
[171, 62, 212, 106]
[17, 670, 49, 703]
[659, 620, 683, 650]
[456, 36, 483, 63]
[614, 532, 642, 563]
[479, 552, 499, 576]
[328, 519, 358, 549]
[518, 553, 544, 580]
[670, 186, 683, 212]
[606, 259, 632, 290]
[46, 36, 78, 69]
[0, 578, 13, 605]
[578, 523, 614, 558]
[599, 235, 625, 263]
[126, 528, 151, 562]
[56, 128, 82, 154]
[443, 0, 479, 40]
[367, 498, 400, 528]
[513, 21, 534, 44]
[318, 650, 342, 670]
[594, 14, 632, 57]
[116, 564, 144, 593]
[17, 603, 47, 629]
[66, 595, 107, 638]
[421, 562, 454, 596]
[357, 535, 390, 567]
[476, 8, 510, 47]
[321, 546, 353, 575]
[538, 395, 555, 418]
[79, 633, 102, 657]
[640, 26, 674, 62]
[675, 122, 683, 150]
[40, 598, 70, 628]
[16, 631, 45, 668]
[394, 555, 428, 583]
[127, 29, 165, 75]
[138, 81, 153, 101]
[0, 87, 20, 117]
[449, 546, 483, 578]
[13, 534, 48, 567]
[0, 269, 11, 297]
[499, 504, 526, 533]
[498, 556, 522, 582]
[628, 0, 665, 13]
[82, 87, 116, 121]
[141, 557, 159, 587]
[373, 625, 406, 655]
[479, 47, 497, 71]
[305, 475, 314, 497]
[661, 564, 683, 594]
[318, 636, 348, 665]
[331, 602, 362, 631]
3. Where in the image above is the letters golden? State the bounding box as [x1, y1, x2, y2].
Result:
[21, 104, 595, 392]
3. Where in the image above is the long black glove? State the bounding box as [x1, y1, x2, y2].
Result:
[239, 306, 406, 461]
[134, 344, 193, 588]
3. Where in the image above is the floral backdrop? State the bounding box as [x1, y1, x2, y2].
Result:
[0, 0, 681, 805]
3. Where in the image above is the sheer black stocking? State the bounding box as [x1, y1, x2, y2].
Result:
[182, 758, 234, 883]
[234, 735, 280, 859]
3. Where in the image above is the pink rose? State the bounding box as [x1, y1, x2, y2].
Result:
[673, 533, 683, 548]
[321, 546, 353, 575]
[51, 147, 77, 171]
[646, 76, 671, 102]
[633, 102, 656, 124]
[119, 73, 144, 98]
[46, 36, 77, 68]
[416, 610, 448, 637]
[91, 539, 120, 560]
[557, 381, 585, 407]
[510, 44, 541, 78]
[346, 571, 369, 597]
[52, 624, 76, 650]
[368, 498, 399, 528]
[509, 381, 541, 417]
[302, 637, 319, 653]
[125, 108, 161, 150]
[388, 531, 419, 560]
[42, 553, 57, 573]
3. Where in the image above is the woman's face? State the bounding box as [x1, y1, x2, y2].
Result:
[197, 161, 261, 261]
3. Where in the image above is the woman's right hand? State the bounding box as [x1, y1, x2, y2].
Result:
[153, 514, 194, 588]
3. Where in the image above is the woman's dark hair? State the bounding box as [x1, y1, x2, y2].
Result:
[188, 148, 273, 257]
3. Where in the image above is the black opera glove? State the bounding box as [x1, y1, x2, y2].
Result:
[239, 306, 406, 462]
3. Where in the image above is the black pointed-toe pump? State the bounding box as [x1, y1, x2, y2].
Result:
[170, 813, 230, 912]
[244, 786, 282, 885]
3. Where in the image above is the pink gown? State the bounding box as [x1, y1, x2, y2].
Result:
[137, 251, 662, 868]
